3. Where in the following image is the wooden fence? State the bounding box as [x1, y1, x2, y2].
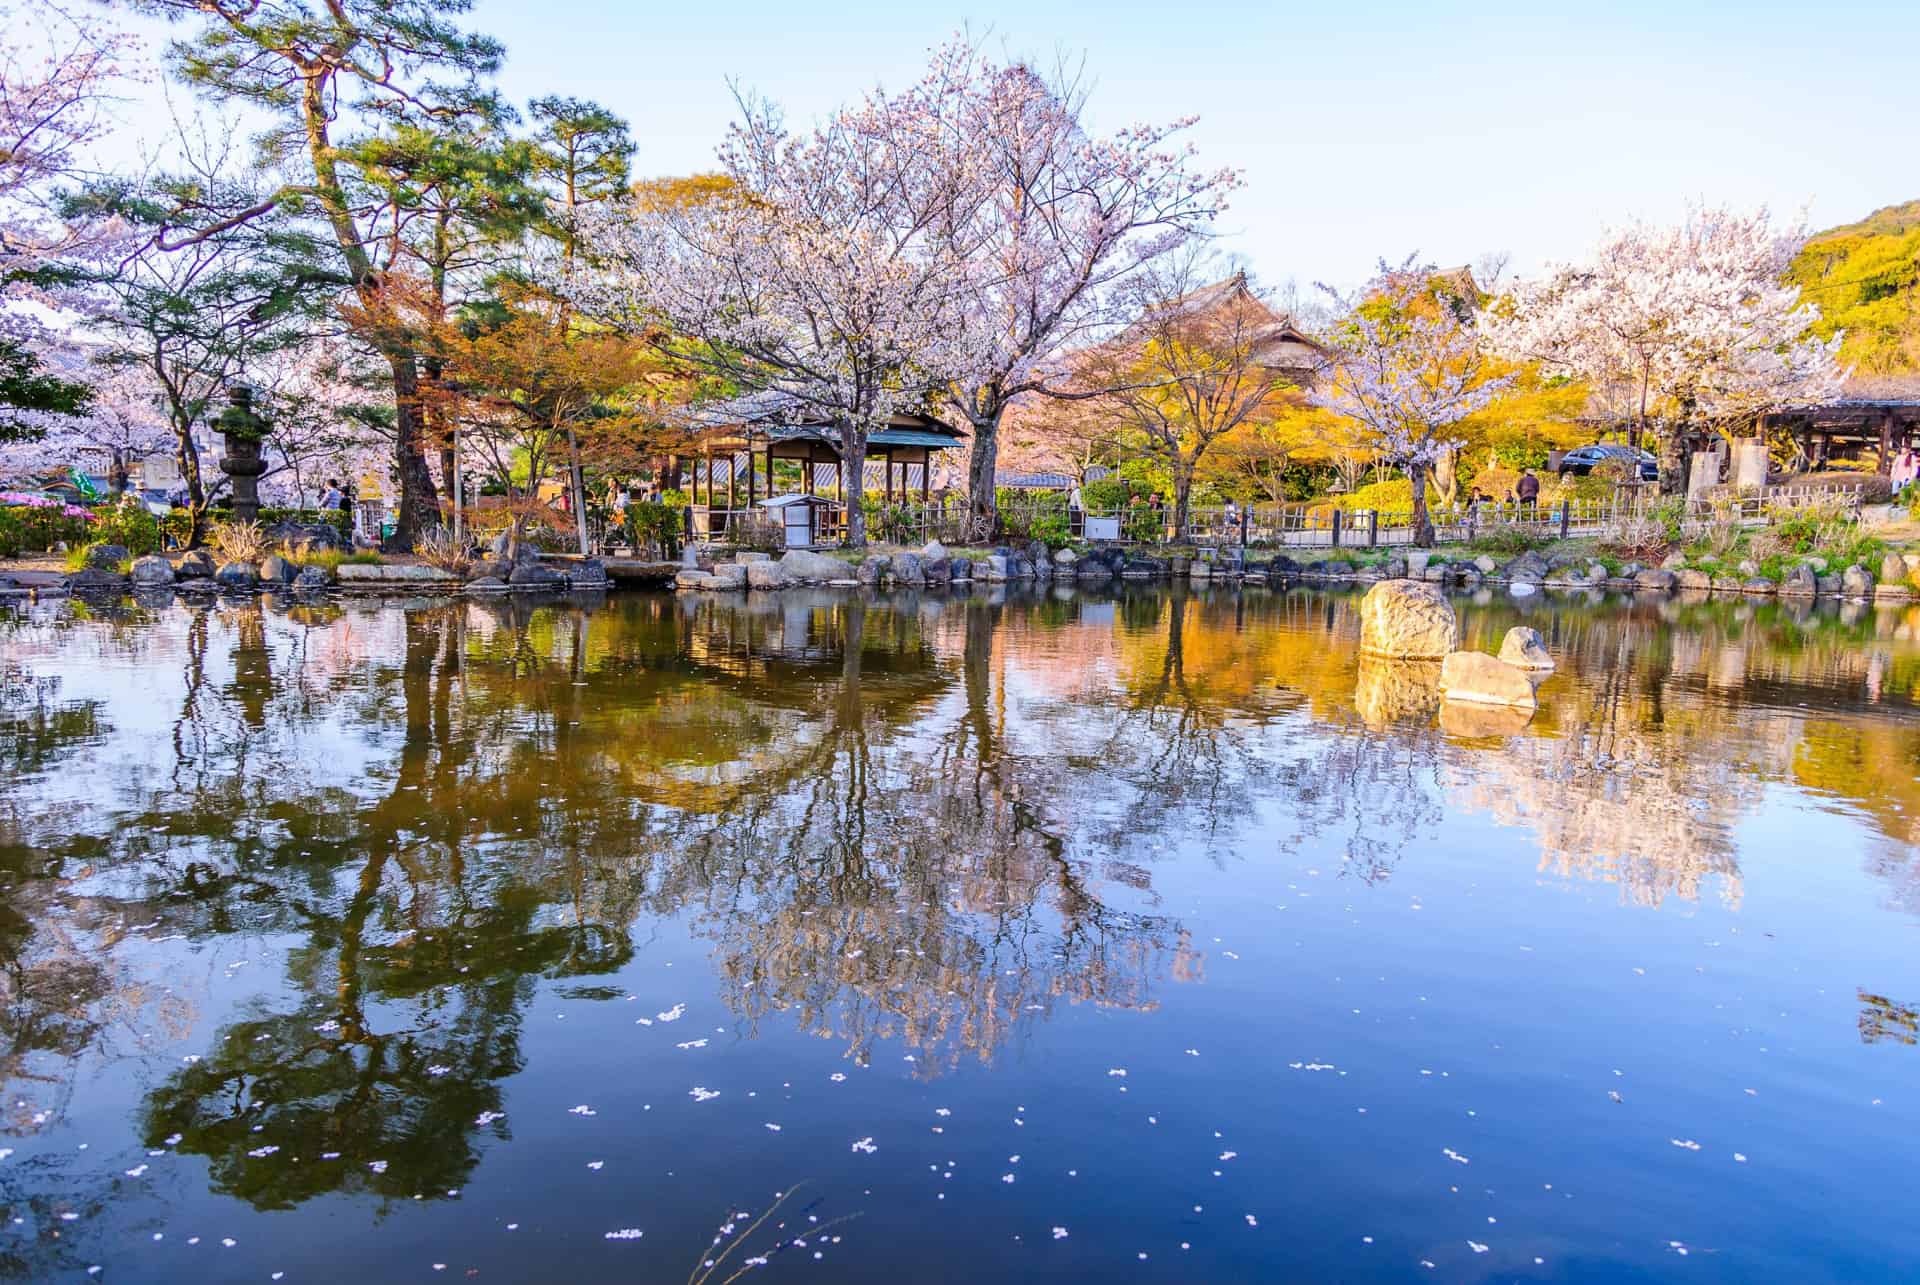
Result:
[671, 479, 1872, 554]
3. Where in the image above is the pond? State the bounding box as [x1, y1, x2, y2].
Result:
[2, 584, 1918, 1282]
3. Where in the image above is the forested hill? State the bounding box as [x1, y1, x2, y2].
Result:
[1788, 199, 1920, 386]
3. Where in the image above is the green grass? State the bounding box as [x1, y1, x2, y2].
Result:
[294, 548, 383, 572]
[65, 544, 131, 574]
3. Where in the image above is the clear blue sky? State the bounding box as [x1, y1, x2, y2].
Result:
[116, 0, 1919, 289]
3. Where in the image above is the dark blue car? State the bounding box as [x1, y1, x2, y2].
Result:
[1557, 444, 1658, 482]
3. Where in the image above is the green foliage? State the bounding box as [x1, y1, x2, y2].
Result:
[1490, 440, 1551, 470]
[65, 544, 132, 573]
[0, 337, 93, 441]
[90, 496, 164, 556]
[1466, 529, 1552, 556]
[1648, 496, 1689, 545]
[1030, 508, 1072, 549]
[623, 502, 684, 557]
[1787, 200, 1920, 378]
[0, 504, 96, 557]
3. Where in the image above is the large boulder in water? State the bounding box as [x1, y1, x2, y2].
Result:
[84, 543, 130, 570]
[258, 553, 297, 585]
[214, 561, 258, 591]
[1359, 579, 1458, 659]
[1439, 650, 1539, 709]
[129, 555, 175, 587]
[1497, 626, 1555, 671]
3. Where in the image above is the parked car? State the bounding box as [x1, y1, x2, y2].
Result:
[1557, 444, 1658, 482]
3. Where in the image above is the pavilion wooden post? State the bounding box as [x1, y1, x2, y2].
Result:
[1879, 409, 1895, 475]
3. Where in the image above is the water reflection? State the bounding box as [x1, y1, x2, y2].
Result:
[2, 584, 1919, 1277]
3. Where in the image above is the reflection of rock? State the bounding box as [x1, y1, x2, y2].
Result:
[1358, 579, 1457, 658]
[1354, 656, 1442, 726]
[1440, 698, 1535, 738]
[1498, 626, 1555, 670]
[1439, 651, 1538, 709]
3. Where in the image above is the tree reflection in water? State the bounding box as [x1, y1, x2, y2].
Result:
[0, 583, 1917, 1262]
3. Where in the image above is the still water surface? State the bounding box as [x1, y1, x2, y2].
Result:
[3, 584, 1919, 1282]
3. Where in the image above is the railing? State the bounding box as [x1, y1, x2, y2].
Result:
[679, 481, 1871, 553]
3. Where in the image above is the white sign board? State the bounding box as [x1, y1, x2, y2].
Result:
[1084, 515, 1120, 541]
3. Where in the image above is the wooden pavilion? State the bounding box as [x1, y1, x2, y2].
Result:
[685, 411, 967, 545]
[1759, 396, 1920, 472]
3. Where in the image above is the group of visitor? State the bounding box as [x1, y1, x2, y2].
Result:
[316, 478, 356, 513]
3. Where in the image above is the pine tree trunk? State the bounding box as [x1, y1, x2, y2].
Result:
[388, 352, 440, 549]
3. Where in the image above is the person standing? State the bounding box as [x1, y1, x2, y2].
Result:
[1516, 468, 1540, 514]
[318, 478, 342, 512]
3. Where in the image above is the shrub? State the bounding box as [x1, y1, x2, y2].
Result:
[415, 526, 472, 576]
[64, 544, 132, 573]
[0, 495, 96, 556]
[294, 548, 379, 573]
[1466, 528, 1551, 556]
[209, 520, 268, 564]
[88, 495, 163, 555]
[624, 502, 685, 558]
[1030, 508, 1072, 548]
[1325, 477, 1413, 513]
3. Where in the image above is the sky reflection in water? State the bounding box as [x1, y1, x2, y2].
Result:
[2, 583, 1918, 1283]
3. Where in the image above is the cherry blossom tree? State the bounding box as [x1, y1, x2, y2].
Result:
[0, 353, 170, 489]
[895, 39, 1239, 534]
[570, 94, 974, 548]
[1, 5, 135, 432]
[1310, 261, 1514, 547]
[1483, 204, 1844, 491]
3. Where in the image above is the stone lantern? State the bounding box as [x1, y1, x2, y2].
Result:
[214, 383, 269, 524]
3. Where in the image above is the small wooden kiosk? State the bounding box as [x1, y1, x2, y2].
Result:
[686, 411, 967, 543]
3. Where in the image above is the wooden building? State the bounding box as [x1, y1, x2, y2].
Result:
[685, 411, 967, 545]
[1761, 396, 1920, 472]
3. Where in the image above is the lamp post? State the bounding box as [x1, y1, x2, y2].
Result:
[214, 384, 269, 524]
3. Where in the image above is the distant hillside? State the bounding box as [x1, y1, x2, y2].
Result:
[1788, 200, 1920, 388]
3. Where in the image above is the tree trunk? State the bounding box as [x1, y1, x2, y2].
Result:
[1410, 463, 1434, 548]
[1170, 463, 1194, 542]
[965, 404, 1002, 540]
[1431, 446, 1457, 508]
[842, 428, 869, 548]
[1659, 424, 1689, 497]
[567, 430, 590, 554]
[387, 351, 440, 548]
[172, 418, 209, 548]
